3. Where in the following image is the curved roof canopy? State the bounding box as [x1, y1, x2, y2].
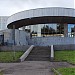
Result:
[7, 7, 75, 29]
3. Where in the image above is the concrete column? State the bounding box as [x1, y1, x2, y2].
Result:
[37, 25, 41, 37]
[30, 25, 33, 33]
[12, 25, 15, 45]
[74, 26, 75, 37]
[22, 26, 25, 31]
[64, 24, 68, 37]
[30, 25, 33, 38]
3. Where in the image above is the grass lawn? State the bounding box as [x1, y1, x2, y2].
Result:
[57, 68, 75, 75]
[54, 50, 75, 64]
[0, 72, 3, 75]
[0, 51, 24, 62]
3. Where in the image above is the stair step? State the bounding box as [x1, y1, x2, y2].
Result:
[25, 46, 51, 61]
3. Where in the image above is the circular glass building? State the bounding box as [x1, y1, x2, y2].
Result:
[7, 7, 75, 46]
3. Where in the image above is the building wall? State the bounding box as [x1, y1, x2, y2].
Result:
[28, 36, 75, 46]
[0, 29, 75, 46]
[15, 29, 28, 45]
[54, 44, 75, 50]
[0, 29, 12, 43]
[0, 45, 30, 52]
[0, 29, 28, 46]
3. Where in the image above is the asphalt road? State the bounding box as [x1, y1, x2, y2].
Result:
[0, 61, 73, 75]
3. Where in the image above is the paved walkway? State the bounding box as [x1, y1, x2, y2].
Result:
[0, 61, 74, 75]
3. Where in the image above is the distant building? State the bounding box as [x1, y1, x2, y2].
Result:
[0, 16, 9, 30]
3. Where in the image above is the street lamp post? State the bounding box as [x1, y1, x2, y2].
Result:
[12, 25, 15, 60]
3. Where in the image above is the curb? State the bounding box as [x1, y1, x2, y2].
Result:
[52, 68, 62, 75]
[19, 45, 34, 62]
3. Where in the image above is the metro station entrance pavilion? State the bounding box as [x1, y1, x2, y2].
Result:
[7, 7, 75, 46]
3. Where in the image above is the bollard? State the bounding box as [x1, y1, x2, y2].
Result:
[51, 45, 54, 61]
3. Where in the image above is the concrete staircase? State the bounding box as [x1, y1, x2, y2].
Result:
[25, 46, 51, 61]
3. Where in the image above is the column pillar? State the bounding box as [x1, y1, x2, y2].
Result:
[12, 25, 15, 45]
[37, 25, 41, 37]
[30, 25, 33, 38]
[30, 25, 33, 33]
[74, 26, 75, 37]
[22, 26, 25, 31]
[64, 24, 68, 37]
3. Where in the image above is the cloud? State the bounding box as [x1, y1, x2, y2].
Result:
[0, 0, 74, 16]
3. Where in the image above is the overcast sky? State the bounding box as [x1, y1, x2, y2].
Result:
[0, 0, 75, 16]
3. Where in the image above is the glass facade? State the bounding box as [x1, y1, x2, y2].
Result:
[24, 24, 75, 37]
[68, 24, 75, 37]
[6, 7, 75, 38]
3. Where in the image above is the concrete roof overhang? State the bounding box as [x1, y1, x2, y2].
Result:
[7, 16, 75, 29]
